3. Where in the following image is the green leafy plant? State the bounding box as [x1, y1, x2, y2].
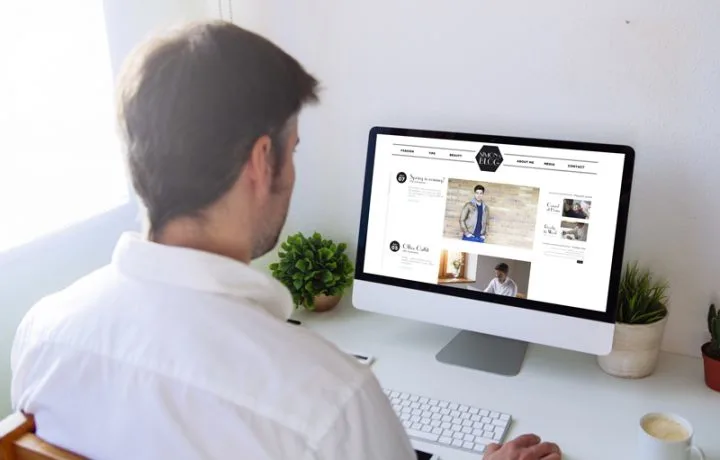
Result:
[615, 262, 669, 325]
[269, 232, 354, 310]
[707, 304, 720, 360]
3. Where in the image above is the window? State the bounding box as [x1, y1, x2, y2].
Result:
[0, 1, 130, 253]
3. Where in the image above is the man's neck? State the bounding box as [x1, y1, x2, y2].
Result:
[152, 218, 253, 263]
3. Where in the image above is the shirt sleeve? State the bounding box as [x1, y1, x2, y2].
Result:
[311, 372, 416, 460]
[484, 279, 496, 293]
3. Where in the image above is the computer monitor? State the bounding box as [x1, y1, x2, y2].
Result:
[352, 126, 634, 376]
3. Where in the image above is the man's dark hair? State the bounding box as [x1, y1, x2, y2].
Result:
[117, 21, 319, 234]
[474, 185, 485, 193]
[495, 263, 509, 273]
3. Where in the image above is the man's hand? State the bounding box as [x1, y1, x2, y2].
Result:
[483, 434, 561, 459]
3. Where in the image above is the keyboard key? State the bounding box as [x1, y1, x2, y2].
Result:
[500, 414, 510, 421]
[421, 418, 430, 425]
[462, 420, 473, 427]
[430, 406, 440, 413]
[463, 441, 475, 450]
[461, 426, 472, 434]
[469, 407, 479, 415]
[430, 420, 441, 427]
[453, 432, 464, 440]
[451, 410, 460, 417]
[449, 403, 459, 410]
[402, 420, 411, 429]
[399, 393, 409, 400]
[484, 430, 494, 438]
[421, 404, 430, 411]
[442, 430, 454, 438]
[412, 409, 421, 416]
[439, 401, 449, 408]
[409, 395, 419, 402]
[421, 411, 432, 419]
[439, 436, 452, 445]
[459, 405, 469, 412]
[421, 425, 431, 433]
[452, 424, 462, 432]
[411, 415, 421, 423]
[484, 423, 494, 431]
[440, 408, 451, 416]
[431, 413, 441, 420]
[401, 407, 411, 414]
[432, 427, 443, 435]
[473, 429, 484, 437]
[490, 411, 500, 418]
[452, 439, 463, 447]
[407, 428, 439, 443]
[471, 414, 481, 422]
[390, 391, 399, 397]
[441, 422, 451, 429]
[482, 417, 492, 424]
[442, 415, 452, 422]
[452, 418, 463, 425]
[480, 409, 490, 417]
[429, 399, 438, 405]
[474, 444, 486, 453]
[492, 419, 508, 427]
[419, 397, 429, 404]
[412, 422, 422, 430]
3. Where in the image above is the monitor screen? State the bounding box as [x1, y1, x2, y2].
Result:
[356, 127, 633, 320]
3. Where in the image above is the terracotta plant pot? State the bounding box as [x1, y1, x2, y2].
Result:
[597, 315, 668, 378]
[701, 342, 720, 392]
[312, 294, 341, 312]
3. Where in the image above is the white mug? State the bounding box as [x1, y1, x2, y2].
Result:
[638, 412, 704, 460]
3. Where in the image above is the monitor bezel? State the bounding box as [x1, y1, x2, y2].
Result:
[353, 126, 635, 324]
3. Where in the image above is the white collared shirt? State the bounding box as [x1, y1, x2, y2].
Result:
[11, 233, 415, 460]
[484, 277, 518, 297]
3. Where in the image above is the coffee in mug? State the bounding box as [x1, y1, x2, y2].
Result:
[638, 413, 704, 460]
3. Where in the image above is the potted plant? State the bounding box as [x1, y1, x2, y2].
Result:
[451, 256, 464, 278]
[269, 232, 354, 312]
[597, 262, 670, 378]
[702, 304, 720, 392]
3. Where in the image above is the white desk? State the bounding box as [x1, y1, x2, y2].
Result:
[293, 304, 719, 460]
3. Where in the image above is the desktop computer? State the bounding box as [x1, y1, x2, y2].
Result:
[352, 126, 634, 377]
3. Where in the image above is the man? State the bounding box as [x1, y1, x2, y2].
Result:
[460, 184, 489, 243]
[565, 202, 587, 219]
[484, 263, 518, 297]
[11, 21, 560, 460]
[563, 222, 588, 241]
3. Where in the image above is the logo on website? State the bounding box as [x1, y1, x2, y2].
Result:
[396, 172, 407, 183]
[475, 145, 503, 172]
[389, 241, 400, 252]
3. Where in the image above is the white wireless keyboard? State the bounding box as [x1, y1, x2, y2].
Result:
[383, 388, 512, 455]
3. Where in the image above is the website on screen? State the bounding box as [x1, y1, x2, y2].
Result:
[363, 134, 626, 312]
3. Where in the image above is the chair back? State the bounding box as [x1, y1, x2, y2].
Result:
[0, 413, 84, 460]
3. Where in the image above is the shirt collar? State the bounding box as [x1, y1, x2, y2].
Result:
[111, 232, 294, 321]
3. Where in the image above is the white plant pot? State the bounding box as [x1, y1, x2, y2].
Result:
[597, 315, 668, 379]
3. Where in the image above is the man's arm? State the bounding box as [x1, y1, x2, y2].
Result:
[459, 203, 471, 235]
[484, 279, 496, 294]
[509, 281, 518, 297]
[311, 372, 415, 460]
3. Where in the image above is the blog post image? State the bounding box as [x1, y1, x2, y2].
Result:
[436, 250, 532, 299]
[442, 179, 540, 249]
[560, 221, 589, 242]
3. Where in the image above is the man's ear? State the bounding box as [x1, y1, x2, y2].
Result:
[245, 134, 274, 194]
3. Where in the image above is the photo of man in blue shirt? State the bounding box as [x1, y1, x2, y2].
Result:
[460, 184, 489, 243]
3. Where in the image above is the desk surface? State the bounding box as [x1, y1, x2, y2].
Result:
[293, 305, 718, 460]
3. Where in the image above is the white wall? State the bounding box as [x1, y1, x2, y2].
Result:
[237, 0, 720, 357]
[0, 0, 209, 417]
